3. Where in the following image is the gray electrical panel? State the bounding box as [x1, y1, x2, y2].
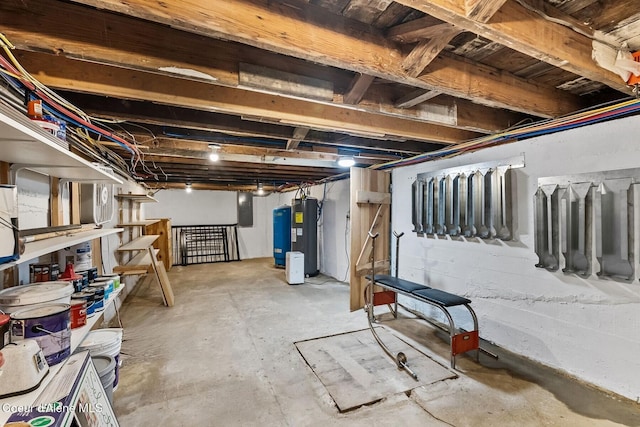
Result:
[291, 198, 319, 277]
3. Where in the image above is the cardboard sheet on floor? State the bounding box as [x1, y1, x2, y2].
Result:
[295, 328, 457, 412]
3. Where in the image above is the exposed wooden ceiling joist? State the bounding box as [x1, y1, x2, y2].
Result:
[122, 133, 393, 166]
[286, 128, 310, 151]
[394, 0, 630, 93]
[55, 0, 586, 117]
[57, 92, 440, 155]
[343, 74, 376, 105]
[402, 26, 463, 77]
[15, 51, 480, 144]
[0, 0, 539, 131]
[465, 0, 509, 23]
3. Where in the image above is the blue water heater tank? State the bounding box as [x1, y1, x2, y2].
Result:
[273, 205, 292, 267]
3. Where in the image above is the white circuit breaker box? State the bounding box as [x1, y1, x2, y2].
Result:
[285, 251, 305, 285]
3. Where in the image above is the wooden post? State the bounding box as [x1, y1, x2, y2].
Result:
[70, 182, 81, 224]
[349, 167, 391, 311]
[50, 177, 64, 226]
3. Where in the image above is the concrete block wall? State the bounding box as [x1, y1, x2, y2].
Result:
[392, 115, 640, 401]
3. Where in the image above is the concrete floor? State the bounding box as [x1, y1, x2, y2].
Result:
[112, 259, 639, 426]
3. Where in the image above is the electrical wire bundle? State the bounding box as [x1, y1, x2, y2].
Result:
[0, 33, 166, 181]
[371, 97, 640, 170]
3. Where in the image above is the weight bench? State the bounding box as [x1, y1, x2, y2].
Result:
[366, 273, 479, 369]
[365, 231, 491, 372]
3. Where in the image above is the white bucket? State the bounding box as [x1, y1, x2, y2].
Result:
[59, 242, 92, 272]
[0, 282, 73, 313]
[92, 355, 116, 404]
[78, 328, 123, 389]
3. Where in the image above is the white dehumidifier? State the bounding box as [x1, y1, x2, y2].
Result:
[285, 251, 304, 285]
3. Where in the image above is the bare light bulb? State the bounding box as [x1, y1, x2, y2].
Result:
[337, 156, 355, 167]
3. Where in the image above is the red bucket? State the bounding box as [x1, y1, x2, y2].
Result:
[70, 299, 87, 329]
[0, 313, 10, 348]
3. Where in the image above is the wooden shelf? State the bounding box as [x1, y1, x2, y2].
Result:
[0, 228, 124, 272]
[116, 220, 160, 227]
[114, 249, 160, 275]
[0, 283, 125, 425]
[116, 235, 159, 252]
[0, 101, 122, 184]
[114, 193, 157, 203]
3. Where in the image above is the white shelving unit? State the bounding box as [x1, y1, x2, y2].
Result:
[0, 228, 124, 273]
[0, 100, 129, 424]
[0, 100, 122, 183]
[0, 99, 125, 272]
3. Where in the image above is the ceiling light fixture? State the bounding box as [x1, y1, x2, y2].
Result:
[209, 143, 220, 162]
[185, 183, 192, 193]
[337, 156, 355, 168]
[257, 182, 264, 196]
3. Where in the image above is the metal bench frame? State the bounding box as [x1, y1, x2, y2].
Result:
[366, 231, 491, 369]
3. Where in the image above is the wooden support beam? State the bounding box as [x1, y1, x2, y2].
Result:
[18, 0, 588, 116]
[286, 127, 309, 151]
[1, 0, 535, 132]
[388, 17, 453, 44]
[239, 63, 333, 101]
[395, 0, 629, 93]
[16, 51, 479, 144]
[465, 0, 509, 23]
[402, 26, 463, 77]
[394, 89, 442, 109]
[343, 74, 376, 105]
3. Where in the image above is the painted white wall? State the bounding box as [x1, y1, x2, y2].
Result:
[392, 115, 640, 401]
[145, 189, 277, 259]
[145, 190, 237, 225]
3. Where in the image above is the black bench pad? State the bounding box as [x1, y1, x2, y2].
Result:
[411, 288, 471, 307]
[367, 274, 430, 293]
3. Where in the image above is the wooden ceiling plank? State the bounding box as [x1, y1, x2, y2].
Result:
[16, 51, 479, 144]
[343, 74, 376, 105]
[342, 0, 393, 24]
[57, 0, 585, 116]
[465, 0, 508, 23]
[402, 27, 463, 77]
[395, 0, 629, 93]
[394, 89, 443, 108]
[286, 127, 310, 151]
[387, 18, 451, 44]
